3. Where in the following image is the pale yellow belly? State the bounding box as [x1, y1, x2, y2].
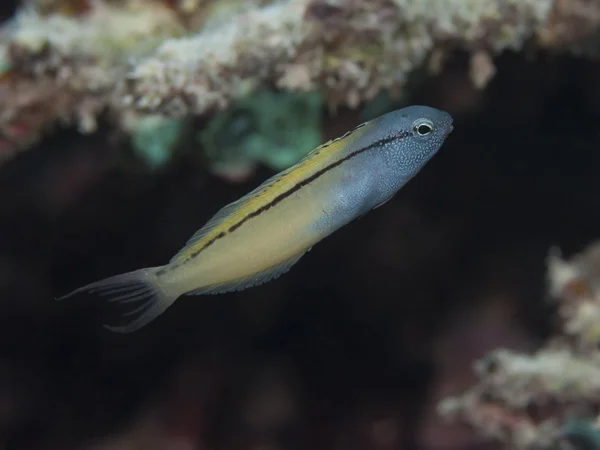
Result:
[163, 181, 328, 294]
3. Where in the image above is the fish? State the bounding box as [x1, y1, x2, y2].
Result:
[58, 105, 454, 332]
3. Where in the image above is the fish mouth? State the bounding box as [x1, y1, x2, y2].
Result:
[443, 124, 454, 138]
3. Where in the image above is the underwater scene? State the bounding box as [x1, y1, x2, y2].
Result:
[1, 0, 600, 449]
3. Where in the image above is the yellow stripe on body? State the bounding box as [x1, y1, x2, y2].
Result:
[164, 173, 337, 294]
[166, 121, 371, 266]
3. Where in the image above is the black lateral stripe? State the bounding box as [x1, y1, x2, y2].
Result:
[168, 129, 411, 269]
[227, 130, 411, 234]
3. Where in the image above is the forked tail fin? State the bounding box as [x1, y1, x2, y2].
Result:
[57, 266, 177, 333]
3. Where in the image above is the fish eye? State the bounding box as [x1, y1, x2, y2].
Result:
[412, 119, 433, 136]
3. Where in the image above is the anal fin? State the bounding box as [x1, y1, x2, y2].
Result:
[185, 249, 309, 295]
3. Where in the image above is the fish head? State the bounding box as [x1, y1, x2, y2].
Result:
[374, 105, 454, 172]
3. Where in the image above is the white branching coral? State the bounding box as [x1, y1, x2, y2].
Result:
[8, 3, 181, 60]
[440, 240, 600, 449]
[121, 0, 556, 116]
[0, 0, 599, 162]
[0, 1, 184, 161]
[122, 0, 315, 115]
[392, 0, 554, 50]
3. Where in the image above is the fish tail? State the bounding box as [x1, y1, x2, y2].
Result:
[57, 266, 177, 333]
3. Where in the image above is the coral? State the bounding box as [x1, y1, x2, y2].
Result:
[439, 241, 600, 450]
[123, 112, 187, 169]
[537, 0, 600, 51]
[1, 0, 600, 164]
[122, 0, 555, 116]
[0, 1, 184, 161]
[197, 89, 322, 182]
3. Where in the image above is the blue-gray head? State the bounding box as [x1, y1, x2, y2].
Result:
[378, 104, 453, 159]
[359, 105, 453, 192]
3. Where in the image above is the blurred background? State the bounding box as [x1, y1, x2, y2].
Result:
[2, 1, 600, 449]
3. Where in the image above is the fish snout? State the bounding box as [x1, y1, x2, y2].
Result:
[443, 124, 454, 138]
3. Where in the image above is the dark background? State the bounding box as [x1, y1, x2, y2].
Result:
[1, 3, 600, 449]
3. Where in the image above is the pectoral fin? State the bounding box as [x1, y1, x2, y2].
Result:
[373, 195, 394, 210]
